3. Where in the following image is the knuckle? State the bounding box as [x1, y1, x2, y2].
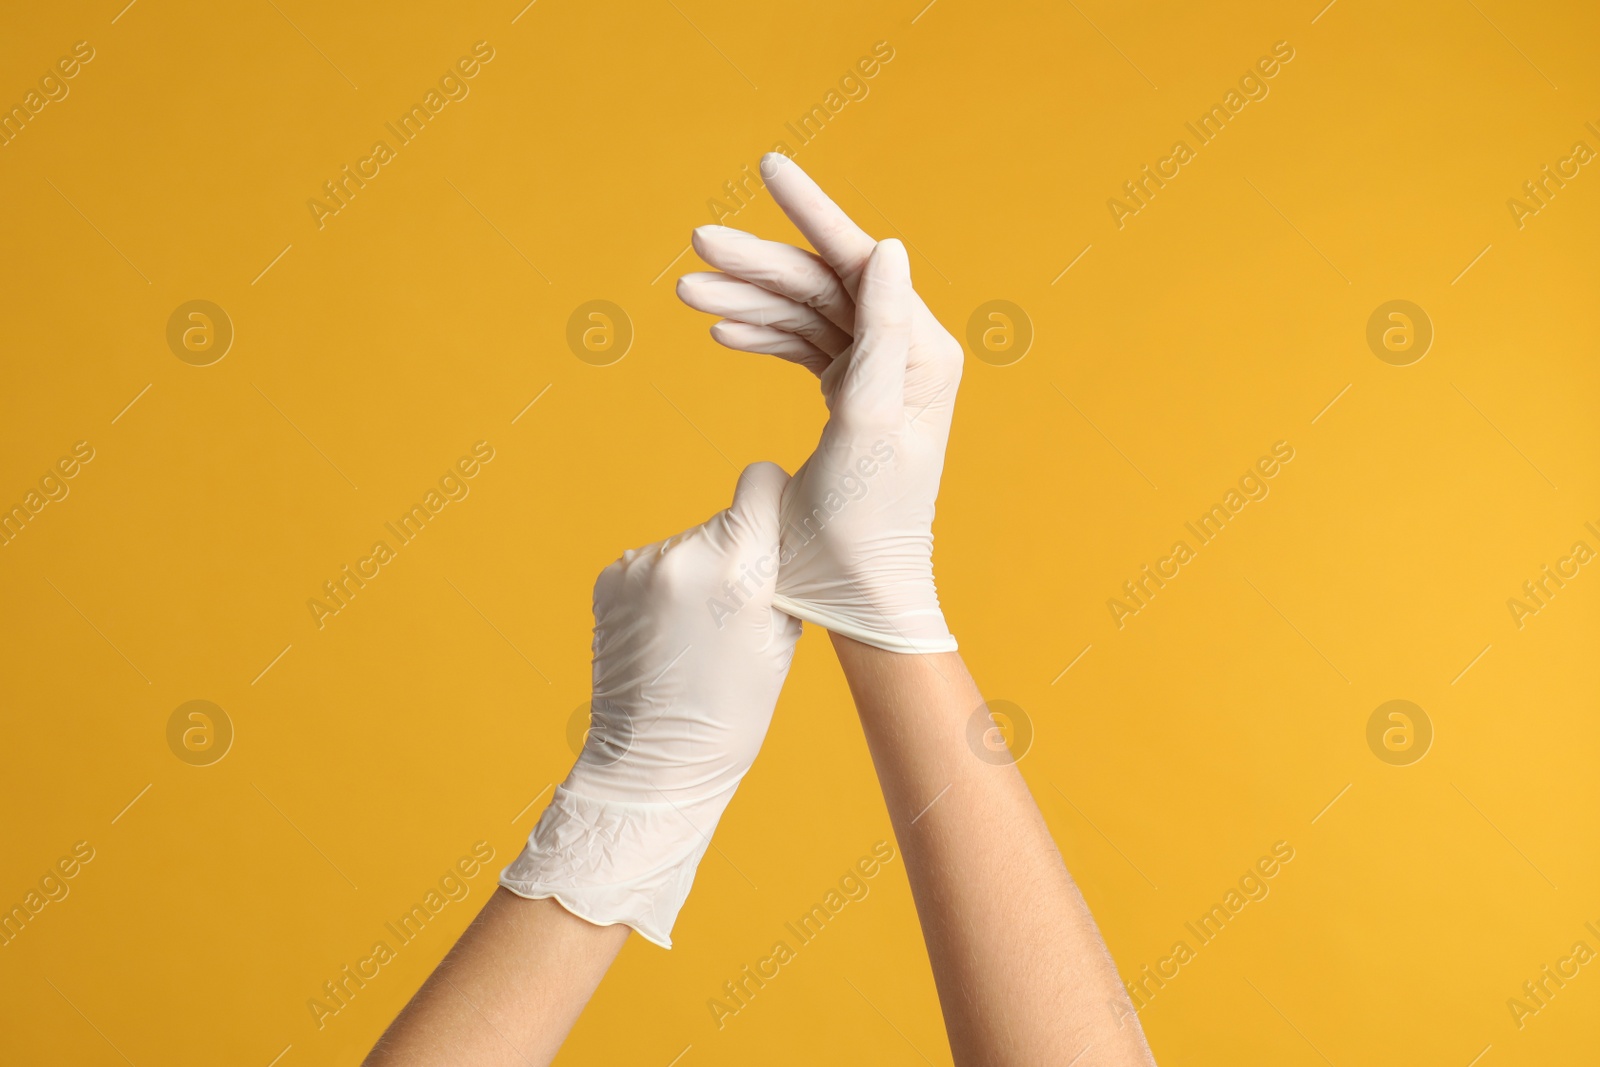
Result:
[645, 546, 698, 599]
[593, 559, 627, 603]
[792, 315, 831, 344]
[802, 269, 845, 312]
[812, 214, 851, 250]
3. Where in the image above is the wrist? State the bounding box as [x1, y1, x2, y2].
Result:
[773, 579, 954, 654]
[500, 777, 738, 949]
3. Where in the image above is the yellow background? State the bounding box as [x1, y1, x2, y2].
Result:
[2, 0, 1597, 1063]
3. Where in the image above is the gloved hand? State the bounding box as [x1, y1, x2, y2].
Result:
[676, 155, 962, 654]
[500, 462, 799, 948]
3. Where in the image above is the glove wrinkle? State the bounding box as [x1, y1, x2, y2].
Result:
[501, 463, 795, 947]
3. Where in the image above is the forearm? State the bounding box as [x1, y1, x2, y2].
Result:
[830, 633, 1155, 1067]
[363, 890, 628, 1066]
[368, 464, 794, 1064]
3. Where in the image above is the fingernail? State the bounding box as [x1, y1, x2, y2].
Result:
[695, 224, 755, 242]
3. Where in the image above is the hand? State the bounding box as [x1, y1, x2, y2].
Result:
[676, 155, 963, 653]
[500, 462, 799, 948]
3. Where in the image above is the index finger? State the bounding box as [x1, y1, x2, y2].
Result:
[760, 153, 877, 294]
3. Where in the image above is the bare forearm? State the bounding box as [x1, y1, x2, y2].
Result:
[830, 634, 1155, 1066]
[364, 890, 628, 1067]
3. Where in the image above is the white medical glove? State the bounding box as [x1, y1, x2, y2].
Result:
[676, 155, 963, 653]
[500, 462, 799, 948]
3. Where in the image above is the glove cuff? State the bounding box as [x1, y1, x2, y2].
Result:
[772, 593, 957, 654]
[499, 781, 736, 949]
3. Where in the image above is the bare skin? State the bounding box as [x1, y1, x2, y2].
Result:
[363, 891, 627, 1066]
[367, 638, 1156, 1067]
[830, 634, 1155, 1066]
[368, 156, 1156, 1066]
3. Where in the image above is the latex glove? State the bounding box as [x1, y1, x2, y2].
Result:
[500, 462, 799, 948]
[676, 155, 963, 653]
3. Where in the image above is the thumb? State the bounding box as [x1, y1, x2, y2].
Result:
[722, 461, 789, 551]
[836, 239, 911, 429]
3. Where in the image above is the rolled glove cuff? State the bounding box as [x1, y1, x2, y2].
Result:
[499, 781, 736, 949]
[771, 593, 957, 654]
